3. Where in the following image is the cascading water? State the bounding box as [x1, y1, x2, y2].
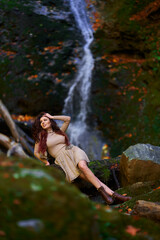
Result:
[63, 0, 94, 135]
[63, 0, 104, 159]
[33, 0, 105, 159]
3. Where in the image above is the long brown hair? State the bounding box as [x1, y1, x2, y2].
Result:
[32, 112, 70, 154]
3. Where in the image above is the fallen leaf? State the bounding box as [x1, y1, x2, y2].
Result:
[132, 215, 140, 221]
[18, 163, 24, 168]
[3, 173, 10, 178]
[125, 225, 140, 236]
[0, 161, 13, 167]
[13, 199, 21, 205]
[0, 230, 6, 236]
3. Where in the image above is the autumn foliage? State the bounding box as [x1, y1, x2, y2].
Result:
[130, 0, 160, 21]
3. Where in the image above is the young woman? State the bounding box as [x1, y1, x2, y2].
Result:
[32, 112, 131, 204]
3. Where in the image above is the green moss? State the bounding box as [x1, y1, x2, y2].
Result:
[0, 155, 160, 239]
[114, 180, 160, 212]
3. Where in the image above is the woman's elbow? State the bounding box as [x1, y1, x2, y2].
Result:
[67, 116, 71, 122]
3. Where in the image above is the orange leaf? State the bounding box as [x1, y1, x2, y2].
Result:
[0, 161, 13, 167]
[3, 173, 10, 178]
[132, 215, 140, 221]
[95, 204, 101, 209]
[125, 225, 140, 236]
[18, 163, 24, 168]
[13, 199, 21, 205]
[0, 230, 6, 236]
[127, 208, 132, 213]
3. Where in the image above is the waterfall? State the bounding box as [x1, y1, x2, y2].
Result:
[63, 0, 94, 123]
[63, 0, 104, 159]
[33, 0, 104, 159]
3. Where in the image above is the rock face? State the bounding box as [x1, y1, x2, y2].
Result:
[120, 143, 160, 186]
[0, 0, 82, 115]
[90, 0, 160, 157]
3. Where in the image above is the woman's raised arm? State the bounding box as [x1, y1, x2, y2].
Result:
[45, 113, 71, 132]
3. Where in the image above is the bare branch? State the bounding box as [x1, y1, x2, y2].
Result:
[0, 99, 20, 142]
[0, 99, 34, 156]
[0, 133, 29, 158]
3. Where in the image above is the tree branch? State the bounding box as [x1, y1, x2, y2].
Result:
[0, 99, 34, 156]
[0, 133, 29, 158]
[0, 100, 20, 142]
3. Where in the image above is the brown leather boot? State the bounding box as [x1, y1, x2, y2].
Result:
[112, 192, 132, 203]
[97, 186, 113, 205]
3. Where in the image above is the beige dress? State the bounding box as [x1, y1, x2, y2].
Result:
[47, 133, 90, 182]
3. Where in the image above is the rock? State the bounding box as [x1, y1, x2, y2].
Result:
[1, 155, 160, 239]
[17, 219, 44, 232]
[120, 143, 160, 186]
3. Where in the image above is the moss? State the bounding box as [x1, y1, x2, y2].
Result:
[114, 180, 160, 212]
[0, 155, 160, 239]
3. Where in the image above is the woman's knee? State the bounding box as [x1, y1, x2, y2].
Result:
[78, 160, 88, 172]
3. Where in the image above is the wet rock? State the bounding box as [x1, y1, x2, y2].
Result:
[17, 219, 44, 232]
[120, 143, 160, 186]
[13, 168, 54, 181]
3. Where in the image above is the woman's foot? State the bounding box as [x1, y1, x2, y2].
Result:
[97, 186, 114, 205]
[112, 192, 132, 203]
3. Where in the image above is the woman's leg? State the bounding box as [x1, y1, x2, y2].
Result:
[78, 160, 132, 204]
[78, 160, 114, 196]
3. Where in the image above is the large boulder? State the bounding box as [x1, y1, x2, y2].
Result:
[120, 143, 160, 186]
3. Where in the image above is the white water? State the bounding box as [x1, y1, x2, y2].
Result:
[63, 0, 96, 149]
[33, 0, 104, 159]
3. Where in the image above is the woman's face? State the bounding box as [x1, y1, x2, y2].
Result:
[40, 116, 51, 130]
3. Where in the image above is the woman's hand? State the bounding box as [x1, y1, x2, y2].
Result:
[45, 162, 50, 166]
[44, 113, 54, 119]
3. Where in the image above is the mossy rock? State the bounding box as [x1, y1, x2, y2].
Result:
[1, 155, 160, 239]
[114, 180, 160, 214]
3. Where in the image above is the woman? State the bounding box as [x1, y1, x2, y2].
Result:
[32, 112, 131, 205]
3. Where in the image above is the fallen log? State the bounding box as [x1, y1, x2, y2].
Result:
[132, 200, 160, 222]
[16, 126, 34, 156]
[0, 133, 11, 149]
[0, 99, 34, 156]
[0, 133, 29, 158]
[0, 100, 20, 142]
